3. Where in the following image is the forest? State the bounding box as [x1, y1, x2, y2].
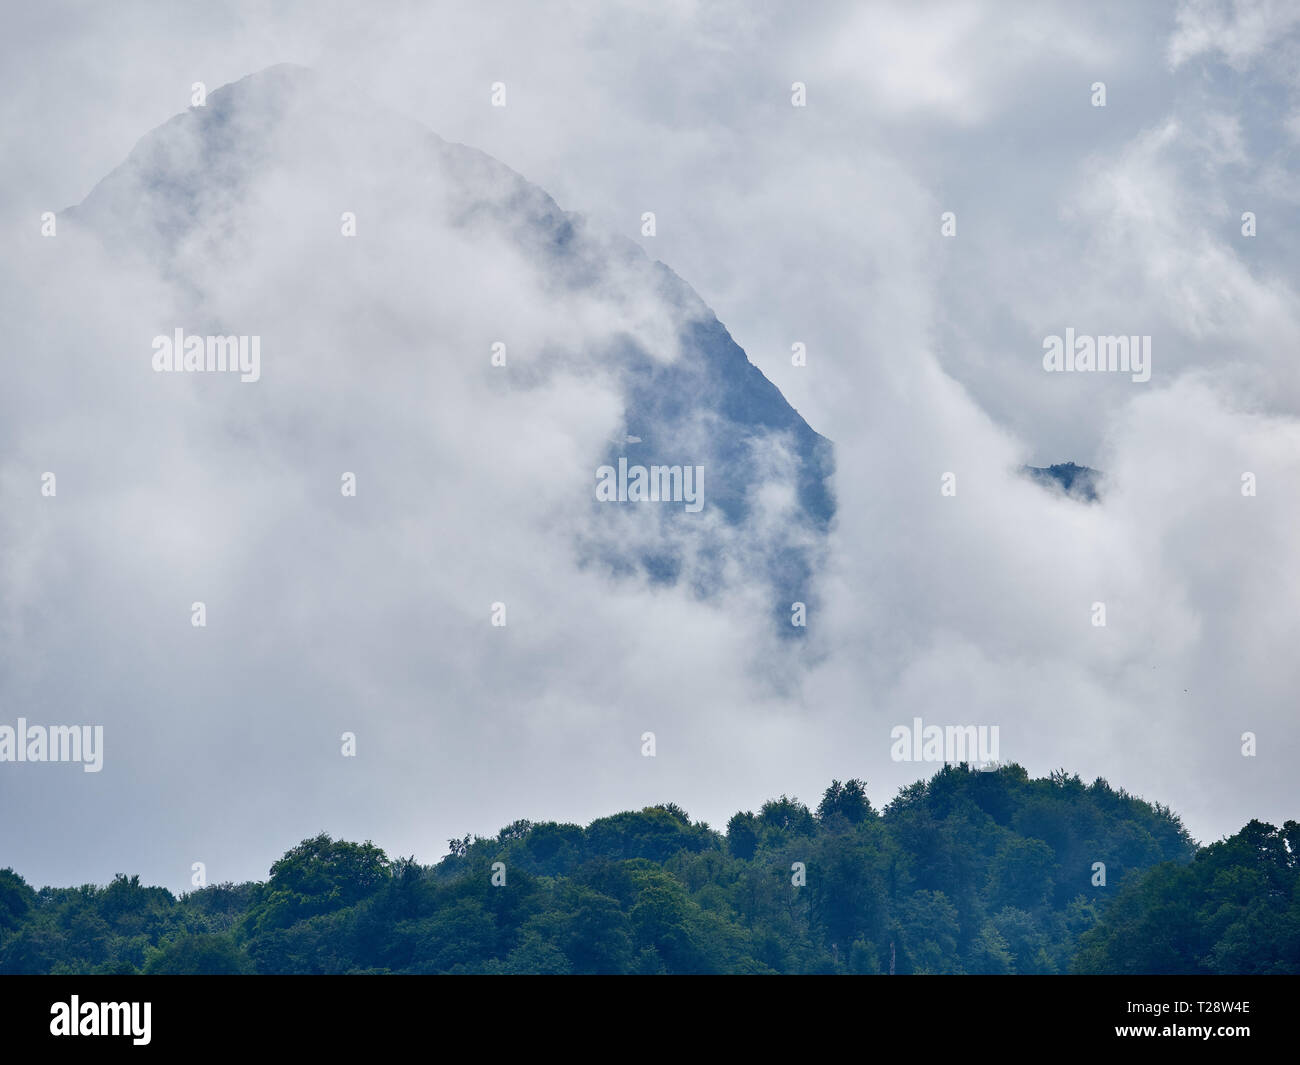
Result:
[2, 764, 1296, 974]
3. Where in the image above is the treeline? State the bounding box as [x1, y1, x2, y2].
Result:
[1, 764, 1295, 974]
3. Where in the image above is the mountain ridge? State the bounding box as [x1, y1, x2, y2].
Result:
[61, 63, 835, 603]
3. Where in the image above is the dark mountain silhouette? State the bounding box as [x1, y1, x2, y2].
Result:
[62, 64, 833, 608]
[1023, 462, 1099, 502]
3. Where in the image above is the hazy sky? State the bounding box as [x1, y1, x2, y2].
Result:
[1, 0, 1298, 891]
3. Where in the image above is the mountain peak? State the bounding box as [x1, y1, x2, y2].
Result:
[1023, 462, 1100, 502]
[61, 66, 834, 613]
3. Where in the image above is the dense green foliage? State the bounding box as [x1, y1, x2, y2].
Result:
[2, 765, 1289, 974]
[1072, 819, 1300, 974]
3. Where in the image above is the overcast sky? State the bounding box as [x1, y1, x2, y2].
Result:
[1, 0, 1298, 892]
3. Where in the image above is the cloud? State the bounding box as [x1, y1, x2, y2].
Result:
[1, 2, 1297, 892]
[1168, 0, 1300, 69]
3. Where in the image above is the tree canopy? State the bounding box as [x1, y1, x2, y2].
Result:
[2, 765, 1284, 975]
